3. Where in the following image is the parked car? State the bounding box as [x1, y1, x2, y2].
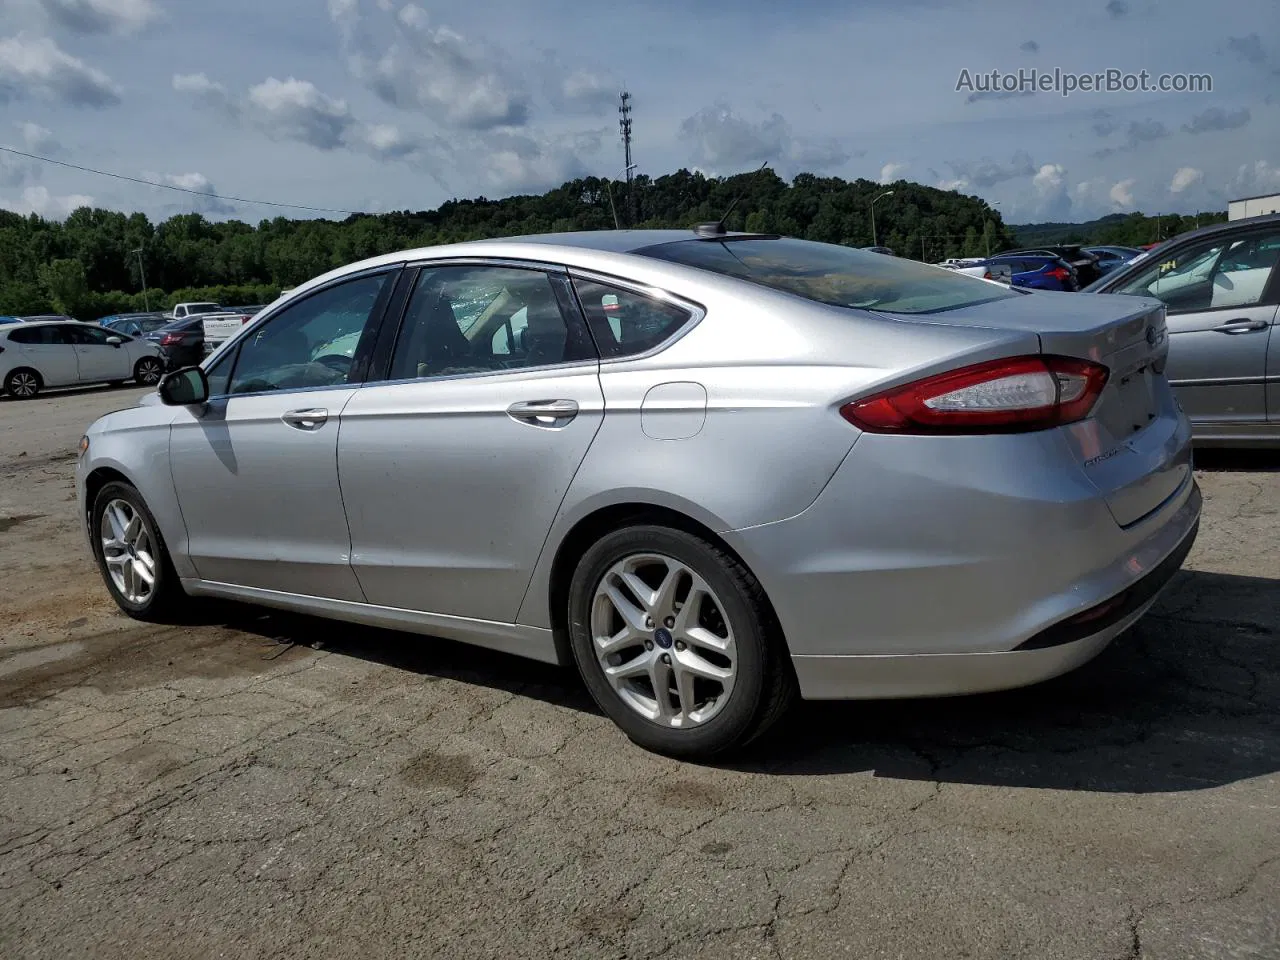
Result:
[2, 320, 165, 398]
[164, 302, 223, 321]
[200, 310, 257, 353]
[861, 246, 895, 256]
[1003, 245, 1104, 287]
[20, 314, 77, 323]
[145, 316, 205, 369]
[102, 314, 172, 338]
[979, 254, 1080, 291]
[1083, 246, 1143, 275]
[1084, 213, 1280, 446]
[77, 229, 1199, 758]
[0, 316, 23, 325]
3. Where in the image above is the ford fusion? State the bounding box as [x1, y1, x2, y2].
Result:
[77, 229, 1200, 758]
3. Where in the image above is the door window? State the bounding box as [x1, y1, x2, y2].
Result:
[226, 273, 390, 395]
[389, 266, 593, 380]
[1113, 231, 1280, 313]
[67, 325, 120, 345]
[572, 279, 693, 358]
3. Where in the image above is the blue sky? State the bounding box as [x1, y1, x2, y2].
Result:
[1, 0, 1277, 224]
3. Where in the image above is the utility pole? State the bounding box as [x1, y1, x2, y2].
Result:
[871, 190, 893, 247]
[133, 247, 149, 312]
[618, 91, 635, 226]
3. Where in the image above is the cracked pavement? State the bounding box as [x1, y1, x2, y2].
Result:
[2, 386, 1278, 959]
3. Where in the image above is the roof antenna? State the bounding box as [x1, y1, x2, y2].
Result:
[694, 161, 769, 238]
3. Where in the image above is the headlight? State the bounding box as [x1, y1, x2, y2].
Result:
[78, 435, 89, 457]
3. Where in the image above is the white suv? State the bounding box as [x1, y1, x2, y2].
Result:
[1, 321, 165, 399]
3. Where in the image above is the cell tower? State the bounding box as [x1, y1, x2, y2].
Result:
[618, 90, 635, 224]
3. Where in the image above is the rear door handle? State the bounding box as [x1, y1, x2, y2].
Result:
[282, 408, 328, 430]
[507, 399, 579, 426]
[1212, 318, 1269, 333]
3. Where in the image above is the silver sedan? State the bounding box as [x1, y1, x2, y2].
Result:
[77, 228, 1201, 758]
[1084, 214, 1280, 446]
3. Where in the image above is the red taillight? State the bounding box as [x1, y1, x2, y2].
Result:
[239, 314, 252, 324]
[1046, 265, 1070, 281]
[840, 355, 1109, 434]
[983, 271, 993, 280]
[160, 333, 182, 345]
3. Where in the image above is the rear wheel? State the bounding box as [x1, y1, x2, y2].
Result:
[91, 481, 185, 621]
[567, 525, 795, 759]
[133, 356, 163, 385]
[3, 368, 41, 399]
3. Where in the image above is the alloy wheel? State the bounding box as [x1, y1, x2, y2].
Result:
[100, 498, 157, 604]
[590, 552, 737, 727]
[9, 372, 38, 397]
[136, 358, 162, 384]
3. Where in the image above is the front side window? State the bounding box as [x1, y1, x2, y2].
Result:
[226, 273, 389, 395]
[636, 236, 1017, 314]
[388, 266, 592, 380]
[1113, 230, 1280, 312]
[572, 279, 693, 358]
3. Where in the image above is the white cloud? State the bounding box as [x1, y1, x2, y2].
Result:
[937, 178, 969, 192]
[1031, 163, 1072, 219]
[141, 171, 235, 215]
[172, 72, 223, 96]
[335, 1, 529, 130]
[1232, 160, 1280, 196]
[1, 184, 93, 218]
[247, 76, 355, 150]
[1169, 167, 1203, 194]
[35, 0, 159, 35]
[19, 121, 56, 152]
[879, 162, 906, 183]
[946, 151, 1035, 188]
[676, 103, 847, 176]
[1033, 163, 1065, 191]
[1109, 178, 1137, 209]
[0, 33, 121, 108]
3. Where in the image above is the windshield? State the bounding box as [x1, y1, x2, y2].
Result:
[636, 237, 1016, 314]
[185, 304, 222, 315]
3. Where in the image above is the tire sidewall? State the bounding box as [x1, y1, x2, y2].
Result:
[5, 368, 41, 399]
[91, 481, 170, 617]
[567, 525, 768, 758]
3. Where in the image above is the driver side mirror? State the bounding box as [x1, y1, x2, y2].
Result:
[158, 366, 209, 406]
[105, 335, 124, 347]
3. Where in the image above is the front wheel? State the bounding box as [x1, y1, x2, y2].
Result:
[91, 481, 185, 621]
[133, 356, 163, 385]
[567, 525, 795, 759]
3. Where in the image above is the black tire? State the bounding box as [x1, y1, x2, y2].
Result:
[567, 525, 796, 759]
[4, 368, 42, 399]
[90, 481, 185, 621]
[133, 356, 163, 386]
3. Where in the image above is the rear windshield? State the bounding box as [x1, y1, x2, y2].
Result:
[636, 237, 1016, 314]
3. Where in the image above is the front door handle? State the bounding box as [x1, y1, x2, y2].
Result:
[1212, 318, 1269, 333]
[507, 399, 579, 426]
[282, 408, 328, 430]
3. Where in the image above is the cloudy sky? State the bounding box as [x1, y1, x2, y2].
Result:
[1, 0, 1277, 224]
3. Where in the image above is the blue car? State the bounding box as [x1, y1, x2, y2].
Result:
[0, 316, 23, 325]
[981, 253, 1079, 292]
[1083, 245, 1143, 275]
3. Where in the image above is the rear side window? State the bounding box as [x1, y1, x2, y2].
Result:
[8, 326, 68, 345]
[637, 237, 1016, 314]
[572, 279, 692, 358]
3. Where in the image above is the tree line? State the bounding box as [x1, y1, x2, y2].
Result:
[4, 165, 1196, 319]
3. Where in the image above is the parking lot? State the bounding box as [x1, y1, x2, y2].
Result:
[1, 385, 1277, 959]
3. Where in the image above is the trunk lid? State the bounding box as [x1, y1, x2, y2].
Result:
[875, 291, 1190, 527]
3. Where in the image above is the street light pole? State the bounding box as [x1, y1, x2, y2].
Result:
[133, 247, 149, 312]
[870, 190, 893, 247]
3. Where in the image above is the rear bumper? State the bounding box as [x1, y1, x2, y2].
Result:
[726, 421, 1201, 699]
[791, 514, 1197, 699]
